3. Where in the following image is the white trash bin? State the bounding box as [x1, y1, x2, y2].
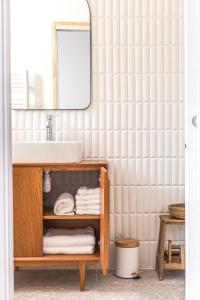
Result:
[115, 238, 140, 279]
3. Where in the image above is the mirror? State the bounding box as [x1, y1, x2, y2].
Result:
[11, 0, 91, 110]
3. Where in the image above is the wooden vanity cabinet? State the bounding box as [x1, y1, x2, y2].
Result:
[13, 161, 110, 291]
[13, 167, 43, 257]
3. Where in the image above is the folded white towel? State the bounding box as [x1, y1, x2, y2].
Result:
[77, 187, 100, 196]
[43, 227, 95, 248]
[76, 209, 100, 215]
[75, 194, 101, 201]
[56, 212, 74, 215]
[43, 245, 95, 255]
[76, 199, 101, 206]
[76, 205, 100, 210]
[54, 193, 74, 215]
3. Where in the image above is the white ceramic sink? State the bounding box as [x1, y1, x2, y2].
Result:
[13, 141, 83, 163]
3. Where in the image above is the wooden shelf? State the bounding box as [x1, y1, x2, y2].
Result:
[43, 211, 100, 220]
[14, 249, 100, 267]
[13, 160, 108, 171]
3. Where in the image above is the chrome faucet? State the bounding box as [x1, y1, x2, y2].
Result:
[46, 113, 53, 141]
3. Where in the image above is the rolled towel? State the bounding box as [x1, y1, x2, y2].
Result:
[76, 209, 101, 215]
[77, 186, 100, 196]
[54, 193, 74, 215]
[75, 194, 101, 201]
[43, 245, 95, 255]
[43, 227, 95, 247]
[76, 199, 101, 206]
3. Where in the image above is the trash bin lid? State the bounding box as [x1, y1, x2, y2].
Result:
[115, 238, 139, 248]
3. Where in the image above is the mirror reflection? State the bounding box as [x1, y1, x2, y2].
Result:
[11, 0, 91, 110]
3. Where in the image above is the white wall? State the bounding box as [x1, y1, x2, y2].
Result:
[12, 0, 184, 269]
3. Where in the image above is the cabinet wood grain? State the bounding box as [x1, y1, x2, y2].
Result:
[13, 167, 43, 257]
[100, 167, 110, 275]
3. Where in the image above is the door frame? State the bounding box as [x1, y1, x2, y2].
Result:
[185, 0, 200, 299]
[0, 0, 13, 299]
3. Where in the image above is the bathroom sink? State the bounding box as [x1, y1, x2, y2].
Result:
[12, 141, 83, 163]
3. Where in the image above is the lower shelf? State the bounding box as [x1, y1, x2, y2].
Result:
[14, 250, 100, 267]
[164, 262, 185, 270]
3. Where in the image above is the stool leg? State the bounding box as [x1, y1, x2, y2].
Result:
[79, 261, 86, 291]
[156, 220, 166, 280]
[168, 240, 172, 263]
[180, 245, 185, 269]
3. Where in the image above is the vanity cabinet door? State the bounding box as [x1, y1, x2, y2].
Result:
[100, 167, 110, 275]
[13, 167, 43, 257]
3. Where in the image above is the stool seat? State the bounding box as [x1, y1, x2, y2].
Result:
[159, 215, 185, 225]
[156, 214, 185, 280]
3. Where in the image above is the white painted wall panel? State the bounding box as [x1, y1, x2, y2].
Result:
[12, 0, 184, 269]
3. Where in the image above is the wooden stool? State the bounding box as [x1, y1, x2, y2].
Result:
[156, 215, 185, 280]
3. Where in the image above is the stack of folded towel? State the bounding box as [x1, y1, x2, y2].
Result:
[53, 193, 75, 215]
[43, 226, 95, 254]
[75, 187, 101, 215]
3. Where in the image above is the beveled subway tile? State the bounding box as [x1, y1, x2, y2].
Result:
[98, 18, 105, 45]
[157, 47, 164, 74]
[128, 18, 135, 45]
[150, 46, 157, 74]
[121, 131, 128, 157]
[164, 46, 172, 73]
[149, 75, 157, 101]
[121, 103, 128, 129]
[120, 19, 128, 46]
[135, 0, 142, 17]
[128, 0, 134, 17]
[110, 214, 115, 241]
[105, 48, 113, 74]
[106, 130, 114, 158]
[128, 46, 135, 73]
[115, 214, 122, 239]
[157, 19, 164, 44]
[105, 0, 112, 17]
[97, 0, 104, 18]
[113, 18, 120, 45]
[135, 18, 143, 46]
[113, 0, 120, 17]
[157, 131, 165, 158]
[143, 19, 149, 45]
[149, 19, 157, 45]
[120, 75, 128, 102]
[128, 103, 136, 129]
[105, 75, 114, 101]
[135, 47, 143, 73]
[142, 0, 149, 17]
[135, 131, 143, 157]
[143, 47, 150, 74]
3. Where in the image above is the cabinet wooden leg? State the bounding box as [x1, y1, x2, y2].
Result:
[101, 262, 108, 275]
[79, 261, 86, 291]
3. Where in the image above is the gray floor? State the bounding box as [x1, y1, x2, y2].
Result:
[14, 269, 185, 300]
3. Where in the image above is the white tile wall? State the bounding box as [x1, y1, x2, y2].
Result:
[12, 0, 184, 268]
